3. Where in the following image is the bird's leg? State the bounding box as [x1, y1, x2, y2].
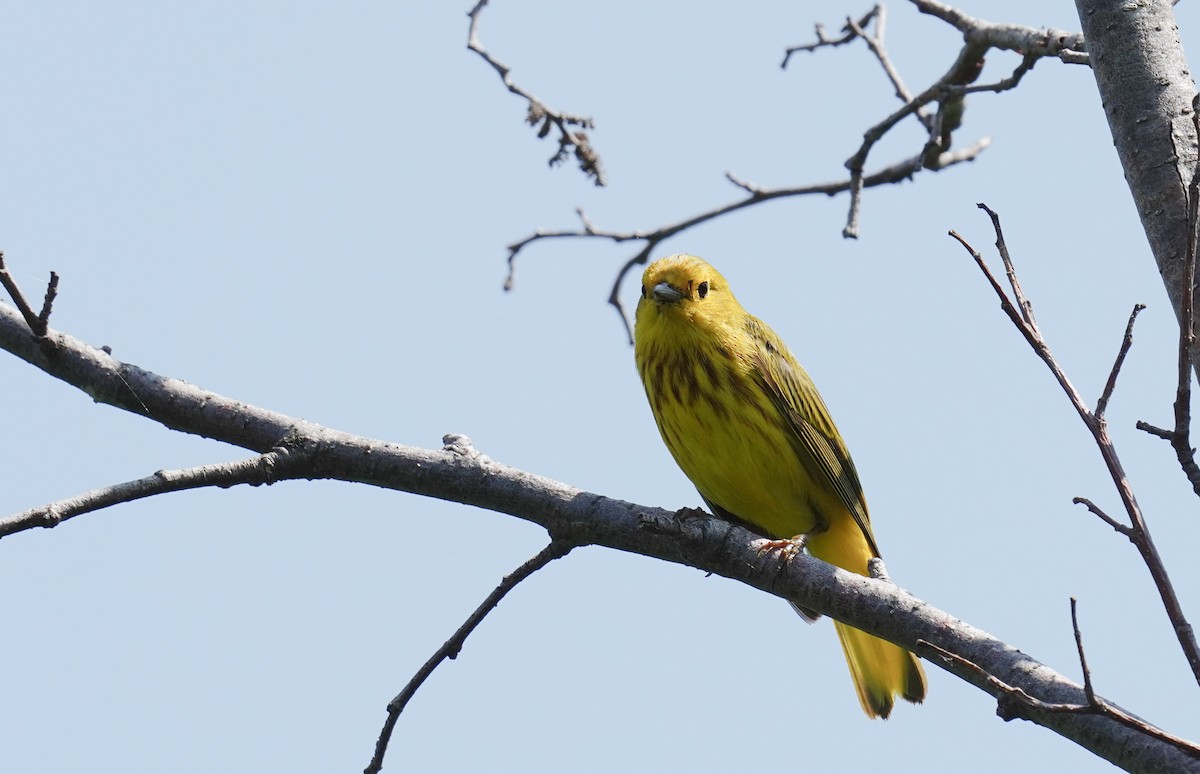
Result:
[755, 527, 820, 561]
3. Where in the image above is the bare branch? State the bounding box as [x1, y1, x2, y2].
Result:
[365, 539, 575, 774]
[508, 139, 989, 336]
[952, 207, 1200, 688]
[1137, 95, 1200, 493]
[844, 8, 935, 133]
[1070, 598, 1096, 704]
[780, 5, 880, 67]
[1168, 94, 1200, 491]
[920, 638, 1200, 757]
[1071, 497, 1134, 538]
[911, 0, 1088, 64]
[978, 204, 1038, 328]
[0, 251, 56, 336]
[0, 444, 303, 537]
[508, 4, 1089, 318]
[840, 39, 989, 236]
[1, 293, 1197, 769]
[1095, 304, 1146, 420]
[1137, 420, 1176, 442]
[835, 5, 1085, 236]
[466, 0, 605, 186]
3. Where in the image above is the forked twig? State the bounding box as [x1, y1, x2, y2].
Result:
[502, 3, 1090, 334]
[509, 139, 990, 342]
[365, 539, 576, 774]
[950, 204, 1200, 687]
[466, 0, 604, 185]
[780, 5, 881, 66]
[919, 635, 1200, 757]
[0, 250, 58, 336]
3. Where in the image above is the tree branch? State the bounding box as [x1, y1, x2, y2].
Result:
[466, 0, 604, 185]
[0, 250, 57, 337]
[1075, 0, 1199, 374]
[365, 540, 575, 774]
[950, 206, 1200, 691]
[1, 289, 1197, 770]
[1096, 304, 1146, 420]
[508, 140, 991, 342]
[780, 6, 881, 67]
[509, 3, 1090, 333]
[1138, 94, 1200, 494]
[0, 445, 304, 536]
[912, 0, 1088, 64]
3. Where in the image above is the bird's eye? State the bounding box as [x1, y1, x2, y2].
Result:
[640, 284, 647, 299]
[697, 281, 709, 299]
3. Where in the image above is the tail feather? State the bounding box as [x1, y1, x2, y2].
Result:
[833, 620, 926, 719]
[807, 514, 927, 718]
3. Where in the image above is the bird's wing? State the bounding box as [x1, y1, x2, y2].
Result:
[747, 318, 882, 558]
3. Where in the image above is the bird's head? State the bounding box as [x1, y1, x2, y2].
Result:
[634, 254, 743, 341]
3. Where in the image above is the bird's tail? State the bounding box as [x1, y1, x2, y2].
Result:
[832, 620, 926, 719]
[807, 517, 927, 719]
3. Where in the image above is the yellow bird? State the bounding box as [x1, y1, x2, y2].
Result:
[633, 253, 926, 718]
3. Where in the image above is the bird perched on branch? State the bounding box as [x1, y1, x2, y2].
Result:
[633, 253, 926, 719]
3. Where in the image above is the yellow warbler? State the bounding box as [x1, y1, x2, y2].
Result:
[633, 253, 926, 719]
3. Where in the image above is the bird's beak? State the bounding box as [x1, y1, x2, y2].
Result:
[651, 281, 685, 303]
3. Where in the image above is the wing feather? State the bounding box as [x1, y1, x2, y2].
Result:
[745, 317, 882, 558]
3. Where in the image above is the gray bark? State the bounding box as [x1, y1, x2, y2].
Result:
[1, 300, 1198, 772]
[1076, 0, 1198, 333]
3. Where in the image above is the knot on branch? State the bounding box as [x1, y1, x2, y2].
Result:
[637, 507, 714, 544]
[995, 692, 1031, 723]
[442, 433, 481, 460]
[38, 507, 63, 529]
[252, 428, 321, 485]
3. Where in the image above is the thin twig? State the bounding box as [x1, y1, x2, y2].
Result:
[1171, 95, 1200, 490]
[1095, 304, 1146, 421]
[919, 639, 1092, 714]
[0, 290, 1196, 768]
[1137, 420, 1174, 441]
[510, 5, 1088, 323]
[844, 8, 935, 133]
[952, 208, 1200, 688]
[1138, 95, 1200, 492]
[1070, 497, 1133, 538]
[780, 5, 880, 67]
[0, 251, 55, 336]
[947, 227, 1046, 359]
[365, 540, 576, 774]
[37, 271, 59, 331]
[508, 139, 990, 340]
[954, 54, 1039, 97]
[978, 204, 1037, 328]
[0, 444, 304, 538]
[919, 639, 1200, 756]
[841, 43, 985, 237]
[466, 0, 604, 185]
[1070, 598, 1096, 703]
[838, 6, 1083, 237]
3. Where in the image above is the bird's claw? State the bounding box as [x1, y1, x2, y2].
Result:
[756, 533, 809, 561]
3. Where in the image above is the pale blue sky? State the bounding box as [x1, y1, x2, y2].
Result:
[2, 2, 1197, 772]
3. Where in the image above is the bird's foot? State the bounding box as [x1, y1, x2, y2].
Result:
[756, 532, 810, 561]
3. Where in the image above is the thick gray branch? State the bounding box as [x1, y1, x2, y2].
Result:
[1075, 1, 1199, 351]
[0, 301, 1196, 771]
